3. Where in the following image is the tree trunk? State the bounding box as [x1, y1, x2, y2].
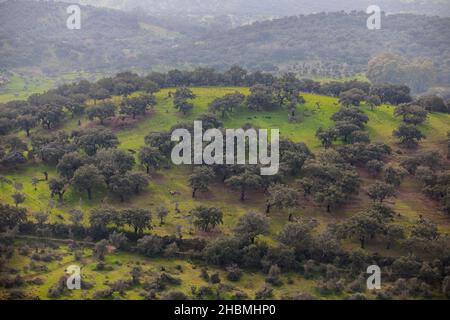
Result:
[360, 237, 365, 249]
[326, 205, 331, 213]
[192, 188, 196, 198]
[87, 188, 92, 200]
[240, 189, 245, 201]
[26, 129, 30, 137]
[266, 203, 271, 214]
[146, 166, 150, 174]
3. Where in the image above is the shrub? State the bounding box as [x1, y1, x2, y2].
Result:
[255, 284, 273, 300]
[162, 291, 189, 300]
[226, 265, 243, 282]
[210, 272, 221, 284]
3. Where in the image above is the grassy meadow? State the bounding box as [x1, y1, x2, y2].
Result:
[1, 86, 450, 299]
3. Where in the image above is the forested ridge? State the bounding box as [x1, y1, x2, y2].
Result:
[1, 1, 449, 82]
[0, 68, 449, 299]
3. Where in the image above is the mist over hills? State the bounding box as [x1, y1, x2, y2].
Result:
[0, 0, 449, 82]
[67, 0, 450, 17]
[0, 0, 180, 74]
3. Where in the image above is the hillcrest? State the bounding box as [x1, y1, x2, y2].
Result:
[171, 121, 280, 176]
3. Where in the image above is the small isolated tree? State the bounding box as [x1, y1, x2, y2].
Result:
[139, 146, 164, 174]
[367, 181, 396, 203]
[156, 205, 169, 226]
[393, 124, 425, 148]
[109, 231, 128, 250]
[340, 212, 385, 249]
[191, 206, 223, 232]
[384, 224, 405, 250]
[49, 178, 67, 201]
[12, 193, 25, 207]
[233, 212, 270, 243]
[188, 167, 215, 198]
[173, 87, 196, 115]
[339, 88, 366, 107]
[266, 184, 300, 214]
[384, 165, 407, 188]
[93, 239, 109, 261]
[225, 170, 262, 201]
[278, 219, 319, 252]
[394, 104, 428, 126]
[72, 165, 105, 200]
[316, 127, 338, 148]
[17, 115, 37, 137]
[122, 208, 152, 235]
[33, 211, 49, 226]
[137, 235, 164, 257]
[208, 93, 245, 118]
[31, 177, 39, 191]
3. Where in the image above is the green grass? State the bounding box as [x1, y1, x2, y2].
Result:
[0, 72, 108, 103]
[1, 86, 450, 300]
[0, 240, 359, 300]
[2, 87, 450, 237]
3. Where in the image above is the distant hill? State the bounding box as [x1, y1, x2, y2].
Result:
[1, 1, 449, 83]
[168, 11, 450, 81]
[0, 0, 180, 74]
[70, 0, 450, 17]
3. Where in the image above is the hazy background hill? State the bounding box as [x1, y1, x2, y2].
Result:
[0, 0, 181, 74]
[67, 0, 450, 17]
[0, 0, 449, 93]
[170, 12, 450, 77]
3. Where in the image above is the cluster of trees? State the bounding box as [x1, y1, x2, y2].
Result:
[316, 106, 370, 148]
[172, 12, 450, 83]
[182, 134, 361, 214]
[200, 210, 450, 299]
[26, 126, 147, 202]
[367, 53, 437, 94]
[0, 72, 160, 144]
[299, 150, 360, 213]
[393, 103, 427, 148]
[90, 206, 153, 236]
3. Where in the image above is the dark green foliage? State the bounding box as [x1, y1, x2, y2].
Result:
[72, 127, 119, 156]
[191, 206, 223, 232]
[72, 164, 105, 200]
[393, 124, 426, 148]
[233, 212, 270, 244]
[87, 103, 116, 125]
[0, 204, 27, 231]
